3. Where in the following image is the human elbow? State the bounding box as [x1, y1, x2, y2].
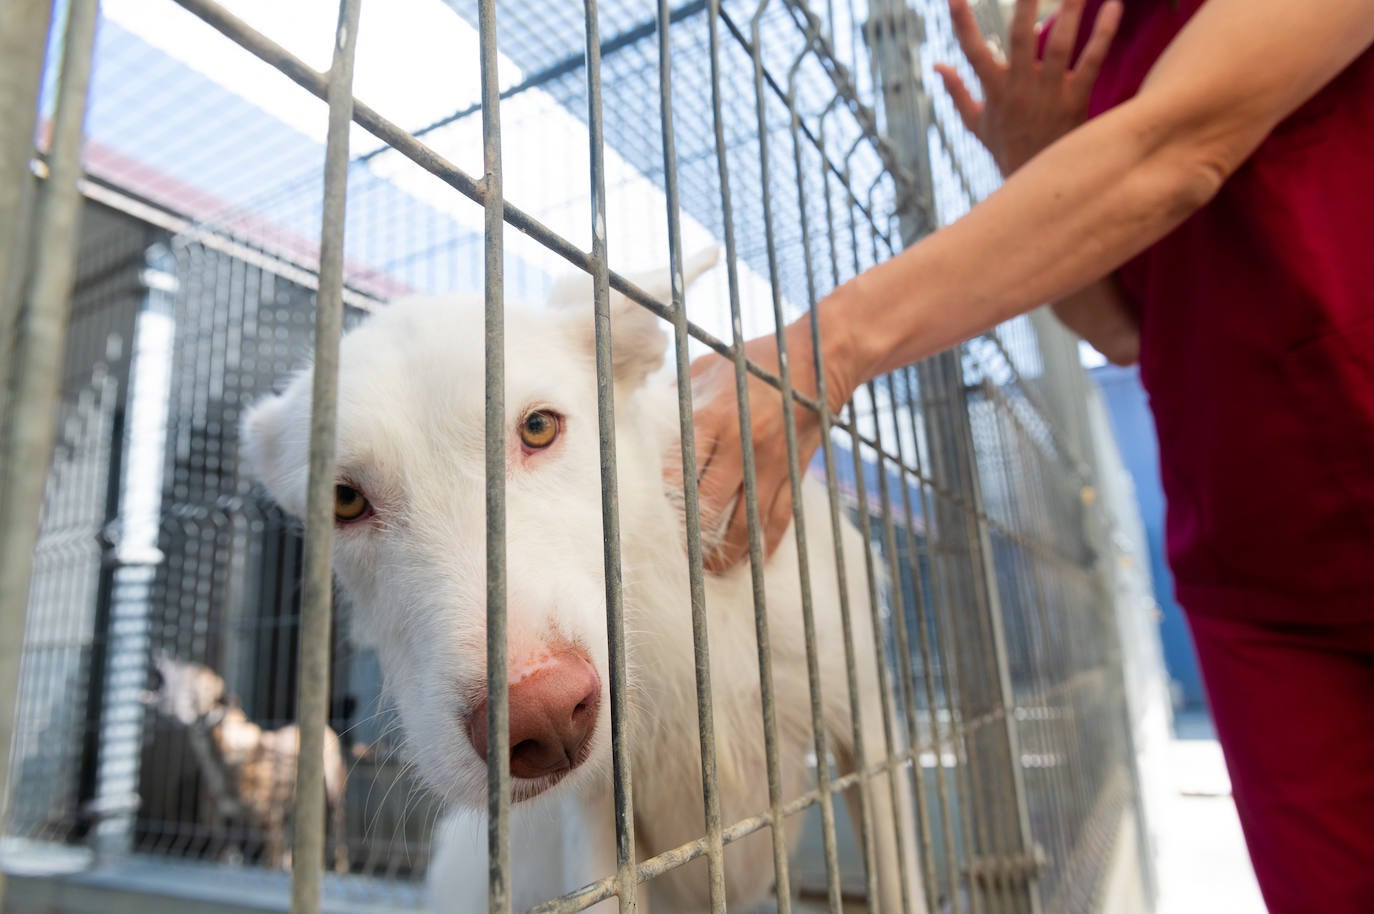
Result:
[1123, 79, 1264, 218]
[1178, 149, 1230, 212]
[1150, 142, 1230, 225]
[1100, 334, 1140, 368]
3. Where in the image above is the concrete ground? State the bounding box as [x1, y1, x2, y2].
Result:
[1153, 712, 1266, 914]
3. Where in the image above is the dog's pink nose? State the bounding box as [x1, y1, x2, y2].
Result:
[467, 651, 600, 780]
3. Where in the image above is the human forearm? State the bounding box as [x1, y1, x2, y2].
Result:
[816, 93, 1214, 391]
[815, 0, 1374, 394]
[688, 0, 1374, 572]
[1051, 276, 1139, 367]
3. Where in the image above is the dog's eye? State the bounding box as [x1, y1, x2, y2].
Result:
[519, 410, 560, 450]
[335, 484, 371, 522]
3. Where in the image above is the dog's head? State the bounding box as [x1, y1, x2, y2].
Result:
[240, 250, 716, 805]
[143, 653, 230, 728]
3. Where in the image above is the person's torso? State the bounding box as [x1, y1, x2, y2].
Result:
[1078, 0, 1374, 616]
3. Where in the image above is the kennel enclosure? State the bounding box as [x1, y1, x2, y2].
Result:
[0, 1, 1168, 913]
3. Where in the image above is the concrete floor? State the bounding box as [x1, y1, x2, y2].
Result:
[1153, 713, 1266, 914]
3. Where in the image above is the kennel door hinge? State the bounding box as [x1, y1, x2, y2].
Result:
[963, 844, 1048, 887]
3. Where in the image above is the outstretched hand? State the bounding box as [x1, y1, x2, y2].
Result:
[675, 317, 857, 573]
[680, 0, 1124, 574]
[934, 0, 1122, 175]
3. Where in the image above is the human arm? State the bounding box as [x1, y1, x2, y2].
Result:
[935, 0, 1140, 366]
[1052, 277, 1139, 367]
[694, 0, 1374, 570]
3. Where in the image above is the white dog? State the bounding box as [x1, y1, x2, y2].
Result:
[241, 250, 924, 913]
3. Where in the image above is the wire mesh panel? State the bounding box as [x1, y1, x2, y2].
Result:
[6, 200, 157, 846]
[0, 1, 1155, 913]
[5, 207, 448, 885]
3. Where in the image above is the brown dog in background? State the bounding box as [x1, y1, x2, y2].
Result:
[142, 653, 349, 873]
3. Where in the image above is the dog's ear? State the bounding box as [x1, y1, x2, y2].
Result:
[240, 378, 311, 517]
[547, 247, 719, 386]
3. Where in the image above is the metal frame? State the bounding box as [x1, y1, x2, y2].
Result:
[0, 4, 101, 906]
[290, 2, 362, 912]
[0, 2, 1157, 913]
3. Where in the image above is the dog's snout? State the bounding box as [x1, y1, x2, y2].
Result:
[467, 650, 601, 780]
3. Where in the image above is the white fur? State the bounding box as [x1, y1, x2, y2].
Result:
[241, 253, 924, 913]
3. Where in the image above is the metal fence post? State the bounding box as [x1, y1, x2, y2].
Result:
[0, 4, 100, 908]
[0, 0, 54, 427]
[582, 2, 639, 910]
[867, 3, 1043, 912]
[1028, 312, 1159, 910]
[477, 1, 511, 911]
[658, 4, 727, 909]
[704, 1, 795, 909]
[290, 2, 360, 913]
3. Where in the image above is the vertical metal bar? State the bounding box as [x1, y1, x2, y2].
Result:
[837, 142, 928, 914]
[919, 365, 999, 914]
[290, 2, 360, 912]
[869, 4, 1044, 911]
[655, 2, 725, 908]
[982, 382, 1074, 903]
[932, 365, 1022, 914]
[82, 244, 177, 859]
[73, 313, 133, 844]
[889, 368, 968, 914]
[857, 173, 958, 913]
[747, 5, 844, 911]
[957, 378, 1044, 914]
[583, 3, 638, 910]
[789, 85, 882, 911]
[0, 0, 54, 424]
[867, 4, 987, 910]
[478, 0, 510, 910]
[1030, 313, 1158, 907]
[859, 385, 931, 913]
[971, 387, 1030, 913]
[844, 392, 916, 907]
[0, 7, 99, 907]
[705, 1, 793, 908]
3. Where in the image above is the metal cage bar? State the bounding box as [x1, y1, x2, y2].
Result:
[0, 0, 54, 416]
[794, 116, 888, 914]
[0, 4, 100, 908]
[582, 2, 640, 911]
[657, 2, 727, 909]
[748, 3, 846, 909]
[0, 2, 1159, 913]
[705, 1, 795, 910]
[478, 0, 511, 911]
[289, 1, 361, 912]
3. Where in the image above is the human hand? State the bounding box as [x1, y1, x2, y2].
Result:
[934, 0, 1122, 175]
[677, 316, 857, 573]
